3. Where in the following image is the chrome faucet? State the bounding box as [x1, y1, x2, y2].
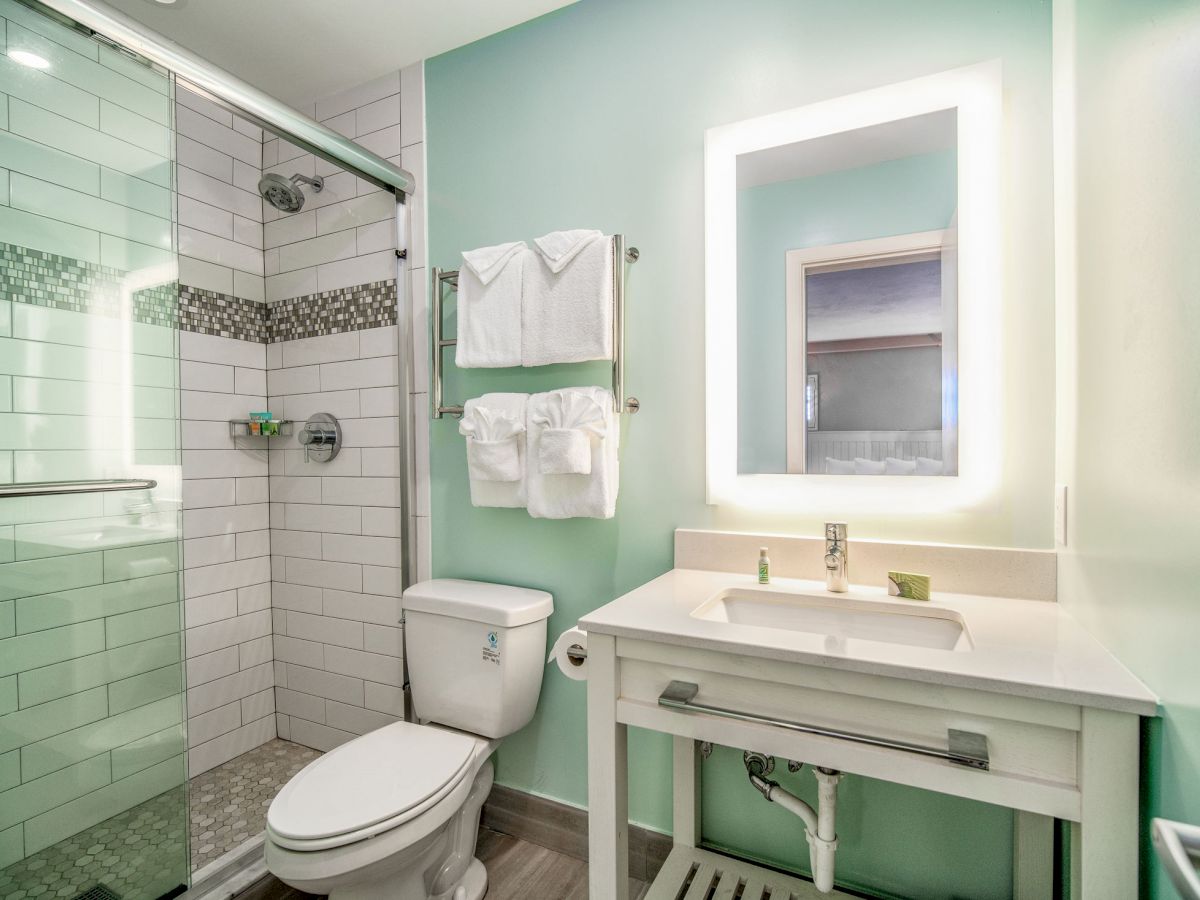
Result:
[824, 522, 849, 592]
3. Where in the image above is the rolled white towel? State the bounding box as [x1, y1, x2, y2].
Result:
[460, 395, 529, 507]
[530, 390, 606, 476]
[456, 241, 527, 368]
[459, 405, 525, 481]
[527, 387, 618, 519]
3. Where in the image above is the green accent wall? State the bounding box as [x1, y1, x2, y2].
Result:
[736, 151, 956, 474]
[426, 1, 1054, 896]
[1056, 0, 1200, 895]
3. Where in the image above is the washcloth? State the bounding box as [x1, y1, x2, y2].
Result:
[530, 390, 607, 475]
[527, 387, 619, 519]
[522, 230, 614, 366]
[459, 405, 526, 482]
[456, 241, 527, 368]
[461, 394, 529, 507]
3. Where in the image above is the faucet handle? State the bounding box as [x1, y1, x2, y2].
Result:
[825, 522, 847, 542]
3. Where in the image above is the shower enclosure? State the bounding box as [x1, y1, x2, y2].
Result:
[0, 0, 415, 897]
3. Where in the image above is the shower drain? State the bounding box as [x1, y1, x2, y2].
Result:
[71, 885, 122, 900]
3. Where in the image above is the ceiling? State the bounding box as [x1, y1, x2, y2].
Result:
[100, 0, 577, 107]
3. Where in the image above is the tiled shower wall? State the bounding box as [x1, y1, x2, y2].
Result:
[266, 64, 430, 752]
[173, 84, 277, 776]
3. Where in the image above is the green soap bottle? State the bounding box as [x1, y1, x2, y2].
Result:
[758, 547, 770, 584]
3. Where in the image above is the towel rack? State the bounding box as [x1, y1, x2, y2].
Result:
[431, 234, 640, 419]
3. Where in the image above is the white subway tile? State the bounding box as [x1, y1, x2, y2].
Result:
[189, 715, 276, 775]
[184, 556, 271, 599]
[314, 70, 400, 121]
[233, 270, 265, 303]
[325, 699, 394, 735]
[188, 700, 241, 748]
[184, 589, 237, 628]
[241, 687, 274, 722]
[359, 388, 399, 418]
[237, 582, 272, 615]
[233, 215, 263, 250]
[234, 367, 267, 396]
[176, 105, 261, 167]
[177, 165, 261, 220]
[324, 645, 403, 687]
[264, 209, 316, 249]
[289, 718, 355, 753]
[272, 581, 322, 614]
[180, 360, 234, 393]
[355, 124, 401, 160]
[267, 365, 320, 397]
[268, 475, 321, 504]
[363, 624, 403, 658]
[235, 477, 270, 505]
[315, 191, 394, 237]
[364, 681, 404, 716]
[316, 249, 395, 293]
[180, 331, 265, 368]
[341, 417, 399, 448]
[183, 503, 270, 538]
[363, 564, 403, 598]
[287, 611, 363, 650]
[266, 266, 317, 303]
[321, 110, 356, 138]
[320, 357, 397, 391]
[278, 228, 356, 274]
[323, 477, 400, 507]
[400, 63, 424, 148]
[276, 686, 325, 722]
[361, 507, 402, 537]
[236, 529, 271, 560]
[285, 556, 362, 592]
[356, 93, 400, 137]
[323, 534, 400, 567]
[271, 529, 322, 560]
[286, 663, 363, 706]
[183, 534, 236, 569]
[232, 159, 260, 195]
[183, 478, 235, 509]
[239, 635, 273, 669]
[284, 503, 361, 535]
[322, 590, 402, 627]
[186, 646, 239, 687]
[182, 390, 266, 422]
[179, 225, 264, 276]
[186, 612, 271, 659]
[279, 331, 360, 367]
[179, 195, 233, 240]
[176, 135, 233, 182]
[179, 256, 234, 295]
[183, 449, 268, 480]
[280, 389, 361, 422]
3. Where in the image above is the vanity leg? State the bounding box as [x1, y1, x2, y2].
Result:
[1071, 708, 1139, 900]
[1013, 811, 1054, 899]
[673, 736, 701, 847]
[587, 633, 629, 900]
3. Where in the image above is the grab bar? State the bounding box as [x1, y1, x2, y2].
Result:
[0, 478, 158, 498]
[1153, 818, 1200, 900]
[658, 680, 990, 771]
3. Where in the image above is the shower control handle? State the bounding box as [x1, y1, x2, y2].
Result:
[299, 413, 341, 463]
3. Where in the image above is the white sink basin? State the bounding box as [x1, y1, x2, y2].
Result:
[692, 588, 971, 651]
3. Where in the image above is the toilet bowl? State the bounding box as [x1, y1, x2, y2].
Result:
[265, 721, 498, 900]
[265, 578, 554, 900]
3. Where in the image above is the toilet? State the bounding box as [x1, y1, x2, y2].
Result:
[264, 579, 554, 900]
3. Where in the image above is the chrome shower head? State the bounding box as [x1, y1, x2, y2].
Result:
[258, 172, 324, 212]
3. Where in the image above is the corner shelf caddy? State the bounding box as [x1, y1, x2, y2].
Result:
[228, 419, 294, 438]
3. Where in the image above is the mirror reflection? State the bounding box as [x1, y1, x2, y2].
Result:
[736, 109, 959, 476]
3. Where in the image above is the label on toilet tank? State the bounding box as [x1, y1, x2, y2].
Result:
[481, 630, 500, 666]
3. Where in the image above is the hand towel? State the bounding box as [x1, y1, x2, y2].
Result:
[459, 405, 525, 482]
[884, 457, 917, 475]
[461, 394, 529, 507]
[527, 387, 619, 519]
[530, 390, 607, 475]
[854, 457, 886, 475]
[456, 241, 527, 368]
[522, 230, 614, 366]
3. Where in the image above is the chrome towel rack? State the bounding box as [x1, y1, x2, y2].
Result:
[431, 234, 640, 418]
[0, 478, 158, 498]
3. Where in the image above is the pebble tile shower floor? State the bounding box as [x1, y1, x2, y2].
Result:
[0, 741, 321, 900]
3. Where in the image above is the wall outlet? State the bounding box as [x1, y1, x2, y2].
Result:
[1054, 484, 1069, 546]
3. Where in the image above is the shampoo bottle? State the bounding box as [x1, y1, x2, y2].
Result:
[758, 547, 770, 584]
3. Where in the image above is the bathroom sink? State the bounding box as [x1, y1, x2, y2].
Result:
[691, 588, 971, 651]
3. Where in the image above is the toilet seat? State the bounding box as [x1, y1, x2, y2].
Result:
[267, 721, 483, 852]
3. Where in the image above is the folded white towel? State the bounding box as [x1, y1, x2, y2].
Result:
[459, 405, 525, 482]
[530, 390, 607, 475]
[456, 241, 527, 368]
[527, 387, 618, 519]
[825, 457, 855, 475]
[522, 230, 614, 366]
[854, 457, 886, 475]
[461, 394, 529, 507]
[915, 456, 944, 475]
[884, 456, 917, 475]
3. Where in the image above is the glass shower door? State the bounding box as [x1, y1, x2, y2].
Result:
[0, 1, 189, 897]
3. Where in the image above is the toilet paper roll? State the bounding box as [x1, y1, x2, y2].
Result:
[549, 627, 589, 681]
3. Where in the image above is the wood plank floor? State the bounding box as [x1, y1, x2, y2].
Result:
[238, 828, 650, 899]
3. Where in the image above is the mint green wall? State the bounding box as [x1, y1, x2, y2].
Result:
[736, 151, 956, 473]
[1055, 0, 1200, 895]
[426, 1, 1052, 896]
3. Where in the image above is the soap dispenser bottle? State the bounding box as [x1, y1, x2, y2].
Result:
[758, 547, 770, 584]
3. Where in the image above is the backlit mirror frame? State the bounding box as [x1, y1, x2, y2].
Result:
[705, 62, 1002, 513]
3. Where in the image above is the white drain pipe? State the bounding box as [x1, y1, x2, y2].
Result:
[748, 765, 841, 893]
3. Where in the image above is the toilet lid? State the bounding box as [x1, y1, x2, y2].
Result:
[268, 722, 479, 841]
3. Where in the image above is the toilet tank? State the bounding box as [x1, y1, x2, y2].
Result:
[402, 579, 554, 738]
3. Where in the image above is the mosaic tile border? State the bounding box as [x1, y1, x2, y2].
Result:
[179, 285, 268, 343]
[0, 243, 177, 329]
[267, 279, 398, 343]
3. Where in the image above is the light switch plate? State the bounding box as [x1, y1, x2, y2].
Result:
[1055, 484, 1068, 546]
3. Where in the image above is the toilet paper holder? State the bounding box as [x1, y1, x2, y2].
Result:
[566, 646, 588, 663]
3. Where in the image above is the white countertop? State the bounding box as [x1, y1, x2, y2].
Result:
[578, 569, 1158, 716]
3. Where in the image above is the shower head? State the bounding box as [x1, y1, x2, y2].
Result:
[258, 172, 324, 212]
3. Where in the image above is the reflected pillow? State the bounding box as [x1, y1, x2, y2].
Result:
[915, 456, 944, 475]
[825, 457, 855, 475]
[853, 457, 886, 475]
[884, 457, 917, 475]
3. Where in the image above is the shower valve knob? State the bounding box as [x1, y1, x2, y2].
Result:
[298, 413, 341, 463]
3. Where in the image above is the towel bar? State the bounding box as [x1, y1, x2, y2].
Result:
[431, 234, 640, 419]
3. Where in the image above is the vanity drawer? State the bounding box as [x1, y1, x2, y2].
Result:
[614, 638, 1083, 819]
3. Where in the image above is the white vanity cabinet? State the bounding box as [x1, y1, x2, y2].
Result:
[579, 569, 1156, 900]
